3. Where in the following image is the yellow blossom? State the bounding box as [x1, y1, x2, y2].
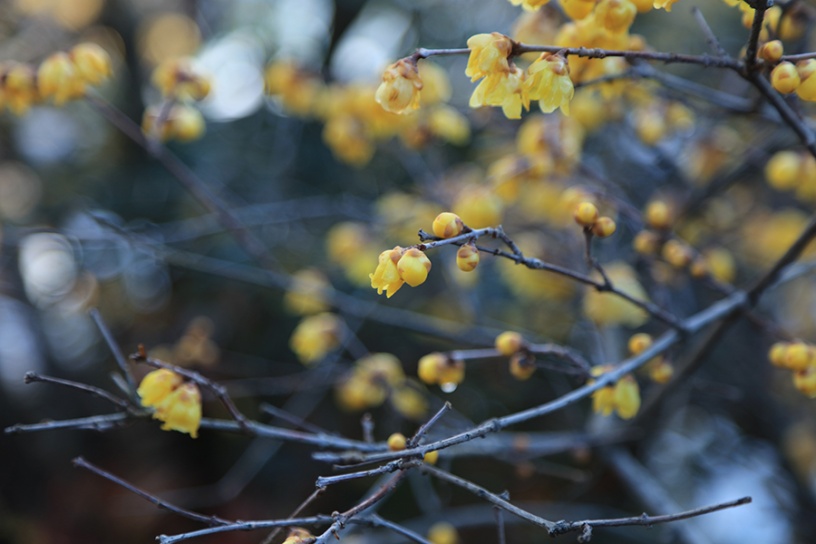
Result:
[153, 382, 202, 438]
[38, 52, 85, 105]
[282, 528, 314, 544]
[418, 62, 452, 104]
[469, 66, 528, 119]
[289, 312, 341, 364]
[465, 32, 514, 81]
[524, 53, 574, 115]
[137, 368, 183, 407]
[70, 42, 112, 85]
[375, 58, 422, 114]
[583, 262, 649, 327]
[284, 268, 330, 315]
[3, 63, 39, 114]
[370, 246, 406, 298]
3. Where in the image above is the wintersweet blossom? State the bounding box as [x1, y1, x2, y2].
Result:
[375, 58, 422, 114]
[524, 53, 574, 115]
[469, 66, 529, 119]
[465, 33, 514, 81]
[370, 246, 406, 297]
[154, 382, 202, 438]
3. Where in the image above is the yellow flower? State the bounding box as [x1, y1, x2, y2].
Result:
[38, 52, 86, 105]
[613, 375, 640, 419]
[152, 58, 210, 101]
[141, 105, 206, 142]
[508, 0, 551, 10]
[70, 42, 112, 85]
[469, 66, 529, 119]
[595, 0, 638, 33]
[397, 248, 432, 287]
[375, 58, 422, 114]
[3, 63, 39, 115]
[465, 32, 514, 81]
[289, 312, 341, 364]
[137, 368, 183, 407]
[428, 521, 459, 544]
[370, 246, 405, 298]
[282, 528, 314, 544]
[284, 268, 330, 315]
[525, 53, 574, 115]
[154, 382, 202, 438]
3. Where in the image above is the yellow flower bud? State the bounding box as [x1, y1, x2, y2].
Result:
[573, 201, 599, 227]
[398, 248, 432, 287]
[793, 368, 816, 398]
[433, 212, 464, 238]
[428, 521, 459, 544]
[765, 151, 802, 191]
[785, 342, 813, 371]
[495, 331, 524, 356]
[768, 342, 789, 367]
[423, 450, 439, 464]
[644, 200, 672, 230]
[138, 368, 183, 407]
[437, 358, 465, 389]
[592, 216, 617, 238]
[375, 58, 422, 114]
[152, 58, 211, 100]
[662, 239, 693, 268]
[648, 359, 673, 384]
[456, 244, 480, 272]
[509, 352, 536, 380]
[759, 40, 784, 63]
[387, 432, 407, 451]
[628, 333, 652, 355]
[633, 230, 661, 255]
[795, 59, 816, 101]
[771, 62, 800, 95]
[418, 353, 446, 385]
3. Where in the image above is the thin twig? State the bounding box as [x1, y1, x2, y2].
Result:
[23, 372, 131, 410]
[5, 412, 130, 434]
[409, 402, 452, 447]
[74, 456, 231, 526]
[260, 487, 326, 544]
[89, 307, 137, 393]
[260, 403, 331, 435]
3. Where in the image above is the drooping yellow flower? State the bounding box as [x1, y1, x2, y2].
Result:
[38, 52, 86, 105]
[469, 66, 529, 119]
[154, 382, 202, 438]
[137, 368, 183, 407]
[465, 32, 514, 81]
[370, 246, 405, 298]
[375, 58, 422, 114]
[525, 53, 574, 115]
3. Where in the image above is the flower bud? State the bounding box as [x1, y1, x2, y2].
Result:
[574, 201, 599, 227]
[397, 248, 432, 287]
[432, 212, 464, 238]
[456, 244, 480, 272]
[771, 62, 800, 94]
[592, 216, 617, 237]
[387, 432, 407, 451]
[495, 331, 524, 356]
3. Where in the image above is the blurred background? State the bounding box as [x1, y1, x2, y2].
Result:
[2, 0, 816, 542]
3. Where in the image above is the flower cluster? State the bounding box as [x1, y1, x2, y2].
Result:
[495, 331, 537, 380]
[370, 246, 432, 298]
[265, 59, 468, 166]
[1, 42, 112, 115]
[466, 32, 573, 119]
[335, 353, 427, 419]
[590, 365, 641, 419]
[137, 368, 202, 438]
[769, 342, 816, 398]
[573, 201, 617, 238]
[141, 58, 210, 143]
[628, 333, 673, 384]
